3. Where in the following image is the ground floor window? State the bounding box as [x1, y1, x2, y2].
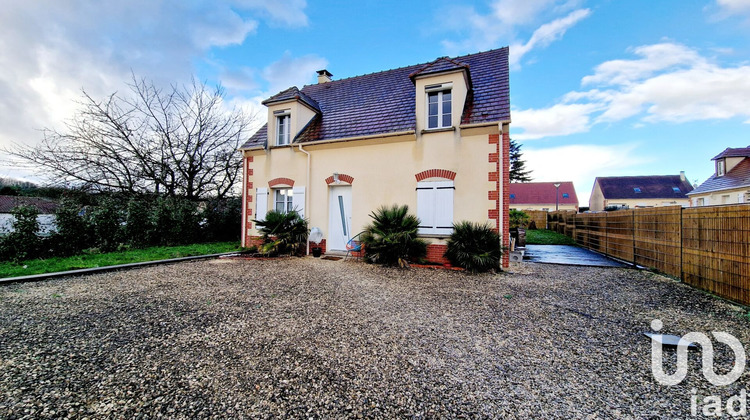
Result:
[274, 188, 294, 213]
[416, 180, 454, 235]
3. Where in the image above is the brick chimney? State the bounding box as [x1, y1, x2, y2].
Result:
[317, 69, 333, 84]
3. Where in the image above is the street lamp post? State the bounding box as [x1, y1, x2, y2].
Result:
[554, 183, 561, 211]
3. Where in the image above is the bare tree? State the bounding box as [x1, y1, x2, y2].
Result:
[8, 75, 254, 200]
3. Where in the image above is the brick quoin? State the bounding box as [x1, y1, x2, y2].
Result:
[415, 169, 457, 182]
[488, 191, 498, 201]
[269, 177, 295, 187]
[325, 174, 355, 184]
[488, 152, 499, 163]
[243, 156, 255, 248]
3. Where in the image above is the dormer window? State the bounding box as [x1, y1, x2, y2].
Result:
[426, 83, 452, 129]
[717, 159, 726, 177]
[275, 110, 291, 146]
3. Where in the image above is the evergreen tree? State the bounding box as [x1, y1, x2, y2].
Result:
[509, 138, 533, 182]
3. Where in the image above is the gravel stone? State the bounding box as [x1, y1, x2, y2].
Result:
[0, 258, 748, 418]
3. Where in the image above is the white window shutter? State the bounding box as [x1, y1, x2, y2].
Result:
[434, 184, 454, 235]
[417, 180, 454, 235]
[292, 186, 305, 217]
[256, 188, 268, 221]
[417, 184, 435, 235]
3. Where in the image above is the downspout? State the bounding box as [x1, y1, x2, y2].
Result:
[298, 144, 311, 255]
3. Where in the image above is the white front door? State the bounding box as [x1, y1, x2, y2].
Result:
[328, 185, 352, 251]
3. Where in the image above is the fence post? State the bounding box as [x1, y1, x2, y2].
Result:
[632, 210, 637, 268]
[680, 207, 684, 281]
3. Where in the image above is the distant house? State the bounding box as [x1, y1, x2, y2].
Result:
[509, 182, 578, 212]
[0, 195, 59, 235]
[588, 173, 693, 211]
[687, 147, 750, 206]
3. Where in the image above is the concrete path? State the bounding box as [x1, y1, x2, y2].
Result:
[523, 244, 630, 268]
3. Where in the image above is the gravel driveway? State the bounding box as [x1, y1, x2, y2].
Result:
[1, 258, 748, 418]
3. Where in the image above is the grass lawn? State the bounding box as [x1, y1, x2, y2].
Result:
[0, 242, 241, 278]
[525, 229, 577, 245]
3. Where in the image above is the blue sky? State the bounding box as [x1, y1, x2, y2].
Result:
[2, 0, 750, 206]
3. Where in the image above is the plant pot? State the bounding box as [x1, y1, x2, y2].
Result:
[312, 247, 322, 258]
[510, 227, 527, 247]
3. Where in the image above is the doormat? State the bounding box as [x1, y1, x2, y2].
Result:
[321, 256, 342, 261]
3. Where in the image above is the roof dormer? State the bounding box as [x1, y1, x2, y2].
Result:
[409, 57, 472, 135]
[262, 87, 321, 147]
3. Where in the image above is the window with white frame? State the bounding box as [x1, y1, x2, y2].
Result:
[274, 188, 294, 213]
[275, 111, 290, 145]
[426, 83, 452, 129]
[717, 159, 726, 176]
[416, 180, 454, 235]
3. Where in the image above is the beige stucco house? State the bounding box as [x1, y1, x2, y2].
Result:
[509, 182, 578, 212]
[588, 173, 693, 211]
[239, 48, 511, 266]
[688, 147, 750, 206]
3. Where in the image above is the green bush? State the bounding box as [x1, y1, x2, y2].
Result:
[125, 196, 156, 247]
[361, 205, 427, 267]
[444, 221, 502, 273]
[0, 205, 42, 262]
[253, 210, 309, 256]
[88, 196, 124, 252]
[202, 197, 241, 242]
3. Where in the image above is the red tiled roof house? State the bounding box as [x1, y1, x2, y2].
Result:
[509, 182, 578, 212]
[239, 48, 511, 266]
[687, 146, 750, 206]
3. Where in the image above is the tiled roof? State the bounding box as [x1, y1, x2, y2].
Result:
[262, 86, 321, 112]
[712, 147, 750, 160]
[0, 195, 59, 214]
[241, 48, 510, 149]
[509, 182, 579, 206]
[408, 57, 470, 80]
[689, 158, 750, 195]
[596, 175, 693, 199]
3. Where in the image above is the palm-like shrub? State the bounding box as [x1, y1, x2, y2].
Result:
[254, 210, 309, 256]
[361, 205, 427, 267]
[509, 209, 531, 229]
[444, 221, 502, 273]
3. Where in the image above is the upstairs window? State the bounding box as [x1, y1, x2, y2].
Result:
[717, 159, 726, 177]
[426, 83, 452, 129]
[562, 193, 569, 198]
[672, 187, 681, 193]
[275, 111, 291, 145]
[634, 187, 642, 193]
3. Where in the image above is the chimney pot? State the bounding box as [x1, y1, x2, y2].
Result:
[316, 69, 333, 84]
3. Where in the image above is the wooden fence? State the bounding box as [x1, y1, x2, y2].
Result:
[524, 210, 548, 230]
[549, 205, 750, 306]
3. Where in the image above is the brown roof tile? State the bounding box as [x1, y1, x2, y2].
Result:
[596, 175, 693, 200]
[241, 48, 510, 149]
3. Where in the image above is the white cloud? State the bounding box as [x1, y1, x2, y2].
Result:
[262, 52, 328, 96]
[523, 143, 650, 205]
[512, 42, 750, 139]
[0, 0, 309, 156]
[439, 0, 589, 65]
[715, 0, 750, 15]
[512, 103, 603, 140]
[510, 8, 591, 66]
